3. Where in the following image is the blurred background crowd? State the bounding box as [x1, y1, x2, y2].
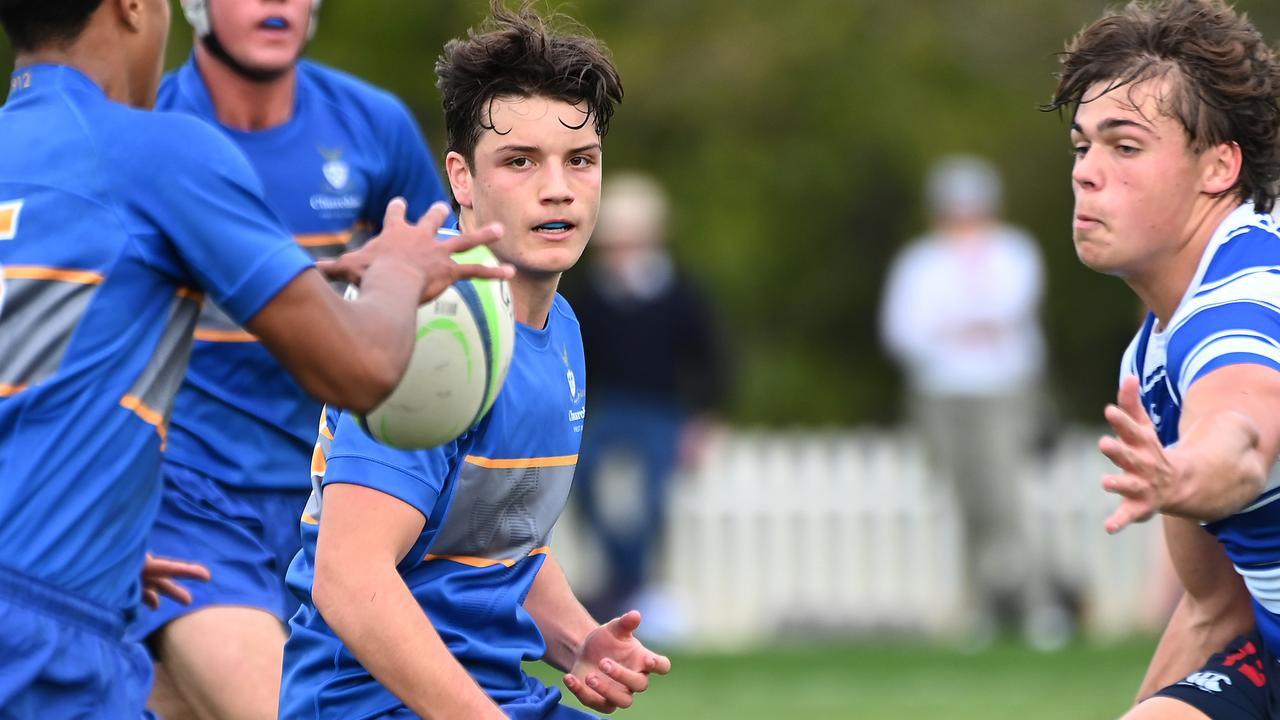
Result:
[6, 1, 1280, 717]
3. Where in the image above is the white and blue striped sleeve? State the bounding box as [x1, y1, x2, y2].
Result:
[1167, 300, 1280, 399]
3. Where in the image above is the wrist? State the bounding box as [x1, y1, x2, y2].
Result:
[550, 628, 592, 673]
[1162, 447, 1193, 515]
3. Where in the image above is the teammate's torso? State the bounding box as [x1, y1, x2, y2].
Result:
[1125, 205, 1280, 650]
[0, 65, 309, 611]
[282, 295, 587, 717]
[160, 58, 450, 490]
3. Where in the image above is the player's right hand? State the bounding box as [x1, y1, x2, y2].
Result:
[1098, 375, 1177, 534]
[318, 199, 512, 303]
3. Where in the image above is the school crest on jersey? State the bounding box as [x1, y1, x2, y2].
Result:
[562, 346, 579, 401]
[319, 147, 349, 191]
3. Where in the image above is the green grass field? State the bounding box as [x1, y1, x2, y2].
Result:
[528, 636, 1157, 719]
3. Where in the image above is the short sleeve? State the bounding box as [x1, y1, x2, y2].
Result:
[323, 410, 455, 519]
[1168, 301, 1280, 398]
[127, 117, 314, 325]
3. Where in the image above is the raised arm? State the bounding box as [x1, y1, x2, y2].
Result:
[1100, 366, 1280, 532]
[246, 201, 510, 413]
[311, 482, 505, 720]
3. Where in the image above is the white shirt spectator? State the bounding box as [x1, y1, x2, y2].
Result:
[880, 223, 1045, 397]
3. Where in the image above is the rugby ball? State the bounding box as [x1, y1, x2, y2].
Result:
[352, 244, 514, 448]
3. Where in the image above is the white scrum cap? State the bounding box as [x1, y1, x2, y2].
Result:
[180, 0, 323, 40]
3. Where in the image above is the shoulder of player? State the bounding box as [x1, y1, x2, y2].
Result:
[326, 409, 451, 480]
[101, 110, 259, 197]
[297, 60, 412, 123]
[100, 108, 237, 167]
[550, 293, 582, 328]
[1188, 225, 1280, 308]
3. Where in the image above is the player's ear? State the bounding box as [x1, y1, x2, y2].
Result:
[446, 151, 474, 210]
[1201, 140, 1243, 196]
[113, 0, 145, 32]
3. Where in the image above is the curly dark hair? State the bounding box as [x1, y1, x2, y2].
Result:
[0, 0, 104, 51]
[1044, 0, 1280, 213]
[435, 0, 623, 167]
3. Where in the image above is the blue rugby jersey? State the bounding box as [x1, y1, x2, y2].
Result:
[1120, 204, 1280, 650]
[160, 57, 452, 490]
[0, 65, 313, 613]
[280, 295, 587, 719]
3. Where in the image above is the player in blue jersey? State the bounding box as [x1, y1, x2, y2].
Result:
[0, 0, 510, 717]
[280, 3, 672, 718]
[1045, 1, 1280, 717]
[129, 1, 457, 717]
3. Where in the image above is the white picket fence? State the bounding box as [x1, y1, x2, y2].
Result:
[552, 427, 1166, 647]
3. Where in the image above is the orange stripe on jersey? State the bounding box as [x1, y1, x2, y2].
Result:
[295, 231, 350, 248]
[311, 445, 326, 475]
[120, 394, 167, 442]
[175, 287, 204, 302]
[301, 513, 319, 526]
[0, 383, 28, 397]
[295, 220, 371, 248]
[423, 546, 550, 568]
[194, 328, 258, 343]
[463, 455, 578, 470]
[0, 200, 21, 240]
[3, 265, 104, 285]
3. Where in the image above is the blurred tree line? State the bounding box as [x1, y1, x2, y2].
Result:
[4, 1, 1279, 427]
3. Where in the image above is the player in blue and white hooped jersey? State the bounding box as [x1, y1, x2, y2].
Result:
[0, 1, 509, 716]
[279, 4, 671, 718]
[129, 1, 455, 717]
[1047, 2, 1280, 718]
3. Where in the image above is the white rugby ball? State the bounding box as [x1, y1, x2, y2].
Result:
[353, 243, 514, 449]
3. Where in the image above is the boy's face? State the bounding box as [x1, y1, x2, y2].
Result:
[447, 95, 602, 277]
[207, 0, 311, 74]
[1069, 75, 1231, 277]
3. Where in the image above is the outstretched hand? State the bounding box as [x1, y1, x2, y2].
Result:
[1098, 375, 1178, 534]
[141, 554, 211, 609]
[563, 610, 671, 713]
[317, 200, 512, 301]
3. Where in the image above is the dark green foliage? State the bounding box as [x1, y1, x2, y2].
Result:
[4, 1, 1277, 425]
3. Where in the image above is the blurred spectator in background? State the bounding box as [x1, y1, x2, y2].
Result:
[880, 155, 1069, 649]
[570, 172, 731, 633]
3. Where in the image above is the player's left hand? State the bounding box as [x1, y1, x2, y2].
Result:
[141, 553, 211, 609]
[1098, 375, 1179, 534]
[563, 610, 671, 713]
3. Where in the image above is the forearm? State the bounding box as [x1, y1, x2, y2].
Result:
[247, 263, 425, 413]
[332, 258, 426, 399]
[1137, 517, 1256, 701]
[1135, 590, 1254, 700]
[524, 555, 598, 672]
[314, 560, 503, 719]
[1167, 410, 1267, 521]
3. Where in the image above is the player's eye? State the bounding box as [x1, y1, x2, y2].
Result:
[1071, 144, 1089, 160]
[568, 155, 596, 168]
[1116, 144, 1140, 157]
[507, 157, 532, 169]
